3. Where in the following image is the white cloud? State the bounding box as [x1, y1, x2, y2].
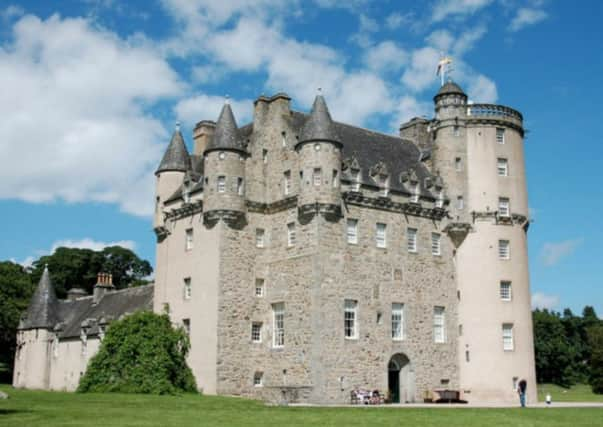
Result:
[50, 238, 136, 252]
[532, 292, 560, 310]
[431, 0, 493, 23]
[540, 239, 583, 266]
[467, 74, 498, 102]
[363, 41, 407, 72]
[401, 46, 441, 92]
[385, 12, 412, 30]
[509, 7, 548, 32]
[1, 4, 24, 21]
[174, 94, 254, 128]
[0, 14, 183, 216]
[393, 96, 431, 127]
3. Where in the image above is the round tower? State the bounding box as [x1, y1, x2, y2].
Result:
[434, 82, 536, 403]
[154, 123, 191, 229]
[295, 93, 342, 217]
[203, 102, 247, 223]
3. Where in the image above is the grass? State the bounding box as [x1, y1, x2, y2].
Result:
[538, 383, 603, 403]
[0, 385, 602, 427]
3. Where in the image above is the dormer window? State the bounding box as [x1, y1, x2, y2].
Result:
[379, 174, 389, 197]
[435, 189, 444, 208]
[410, 183, 419, 203]
[351, 168, 361, 191]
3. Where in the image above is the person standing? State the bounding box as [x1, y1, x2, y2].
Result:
[517, 379, 527, 407]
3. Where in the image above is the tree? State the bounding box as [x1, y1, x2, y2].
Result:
[30, 246, 152, 298]
[78, 311, 197, 394]
[0, 261, 34, 382]
[587, 326, 603, 394]
[533, 309, 574, 386]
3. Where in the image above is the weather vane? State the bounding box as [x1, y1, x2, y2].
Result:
[436, 52, 453, 86]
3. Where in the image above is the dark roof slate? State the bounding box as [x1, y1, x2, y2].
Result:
[156, 128, 191, 175]
[298, 95, 340, 145]
[204, 103, 246, 155]
[20, 267, 60, 329]
[435, 81, 466, 98]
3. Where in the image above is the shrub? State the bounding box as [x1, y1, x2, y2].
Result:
[78, 311, 197, 394]
[588, 326, 603, 394]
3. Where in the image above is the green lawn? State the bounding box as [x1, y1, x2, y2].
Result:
[0, 385, 602, 427]
[538, 383, 603, 403]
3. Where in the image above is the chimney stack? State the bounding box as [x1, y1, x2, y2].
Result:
[93, 272, 115, 304]
[193, 120, 216, 156]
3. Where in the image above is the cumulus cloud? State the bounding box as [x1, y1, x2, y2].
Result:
[509, 7, 548, 32]
[174, 94, 254, 128]
[385, 12, 412, 30]
[540, 239, 583, 266]
[532, 292, 560, 310]
[431, 0, 493, 23]
[0, 14, 183, 216]
[363, 41, 408, 72]
[393, 96, 431, 127]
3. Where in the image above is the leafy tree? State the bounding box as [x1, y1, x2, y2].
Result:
[587, 325, 603, 394]
[533, 309, 574, 386]
[78, 311, 197, 395]
[0, 261, 34, 381]
[30, 246, 152, 298]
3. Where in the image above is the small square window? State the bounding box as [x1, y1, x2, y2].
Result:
[253, 371, 263, 387]
[497, 158, 508, 177]
[262, 149, 268, 164]
[287, 222, 296, 247]
[183, 278, 191, 300]
[347, 219, 358, 244]
[237, 177, 244, 196]
[431, 232, 441, 256]
[500, 281, 512, 301]
[454, 125, 460, 137]
[496, 128, 505, 144]
[407, 228, 417, 253]
[455, 157, 462, 172]
[435, 190, 444, 208]
[313, 168, 322, 186]
[255, 278, 264, 297]
[498, 197, 510, 217]
[457, 196, 464, 210]
[217, 176, 226, 193]
[283, 170, 291, 196]
[256, 228, 265, 248]
[499, 240, 510, 260]
[251, 322, 262, 343]
[376, 223, 387, 248]
[185, 228, 193, 251]
[332, 170, 339, 188]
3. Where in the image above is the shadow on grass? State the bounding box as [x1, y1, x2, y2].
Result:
[0, 409, 30, 415]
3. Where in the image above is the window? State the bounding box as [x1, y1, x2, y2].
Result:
[255, 278, 264, 297]
[332, 170, 339, 188]
[496, 127, 505, 144]
[344, 299, 358, 339]
[313, 168, 322, 186]
[183, 278, 191, 300]
[433, 306, 446, 343]
[272, 303, 285, 347]
[454, 125, 460, 137]
[497, 158, 508, 177]
[503, 323, 514, 351]
[351, 168, 361, 191]
[376, 223, 387, 248]
[498, 197, 510, 217]
[299, 170, 304, 183]
[407, 228, 418, 253]
[253, 371, 263, 387]
[283, 170, 291, 195]
[281, 131, 287, 147]
[237, 177, 244, 196]
[347, 219, 358, 244]
[431, 233, 441, 256]
[256, 228, 265, 248]
[392, 303, 404, 340]
[217, 176, 226, 193]
[182, 319, 190, 336]
[499, 239, 510, 259]
[500, 281, 512, 301]
[410, 183, 419, 203]
[262, 149, 268, 164]
[287, 222, 296, 247]
[455, 157, 462, 172]
[219, 151, 225, 160]
[185, 228, 193, 251]
[435, 190, 444, 208]
[380, 174, 389, 197]
[457, 196, 464, 210]
[251, 322, 262, 343]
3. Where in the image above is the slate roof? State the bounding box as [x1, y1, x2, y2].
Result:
[20, 267, 60, 330]
[435, 81, 466, 98]
[297, 95, 340, 146]
[204, 103, 247, 155]
[156, 127, 191, 175]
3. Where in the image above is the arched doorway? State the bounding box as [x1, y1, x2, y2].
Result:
[388, 353, 415, 403]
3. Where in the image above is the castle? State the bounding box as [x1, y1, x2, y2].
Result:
[14, 81, 537, 404]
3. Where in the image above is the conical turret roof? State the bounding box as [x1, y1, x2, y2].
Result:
[434, 81, 467, 100]
[156, 125, 191, 175]
[204, 103, 246, 155]
[298, 95, 340, 146]
[20, 266, 59, 330]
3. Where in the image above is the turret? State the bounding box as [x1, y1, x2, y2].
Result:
[434, 81, 468, 121]
[154, 124, 191, 229]
[203, 101, 247, 224]
[295, 93, 342, 217]
[20, 265, 59, 330]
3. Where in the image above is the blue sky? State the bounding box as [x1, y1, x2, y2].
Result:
[1, 0, 601, 316]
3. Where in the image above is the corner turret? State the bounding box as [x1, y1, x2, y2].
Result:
[295, 93, 342, 218]
[20, 265, 59, 330]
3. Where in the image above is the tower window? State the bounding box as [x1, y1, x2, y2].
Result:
[255, 278, 264, 297]
[499, 239, 510, 259]
[254, 371, 264, 387]
[433, 306, 446, 343]
[496, 128, 505, 144]
[332, 170, 339, 188]
[376, 223, 387, 248]
[454, 125, 460, 137]
[287, 222, 296, 247]
[217, 176, 226, 193]
[347, 219, 358, 244]
[281, 131, 287, 147]
[407, 228, 418, 253]
[457, 196, 464, 210]
[344, 299, 358, 339]
[262, 149, 268, 164]
[185, 228, 193, 251]
[313, 168, 322, 186]
[500, 281, 512, 301]
[272, 303, 285, 348]
[237, 177, 244, 196]
[455, 157, 462, 172]
[183, 278, 191, 300]
[431, 232, 441, 256]
[392, 303, 404, 340]
[219, 151, 225, 160]
[498, 197, 510, 217]
[351, 168, 361, 191]
[283, 170, 291, 195]
[435, 189, 444, 208]
[379, 174, 389, 197]
[497, 158, 508, 176]
[251, 322, 262, 343]
[502, 323, 514, 351]
[256, 228, 265, 248]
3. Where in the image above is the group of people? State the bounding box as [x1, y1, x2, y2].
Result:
[351, 389, 384, 405]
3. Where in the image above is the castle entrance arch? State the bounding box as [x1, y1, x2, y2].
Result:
[388, 353, 415, 403]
